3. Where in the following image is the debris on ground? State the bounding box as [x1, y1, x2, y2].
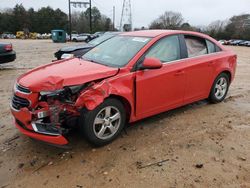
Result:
[237, 156, 247, 161]
[195, 164, 204, 169]
[136, 159, 169, 169]
[3, 135, 20, 145]
[18, 163, 24, 169]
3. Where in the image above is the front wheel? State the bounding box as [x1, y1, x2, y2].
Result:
[80, 98, 126, 147]
[209, 73, 230, 103]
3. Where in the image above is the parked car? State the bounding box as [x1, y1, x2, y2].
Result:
[54, 32, 121, 60]
[218, 40, 231, 45]
[72, 33, 90, 42]
[0, 42, 16, 64]
[86, 32, 105, 42]
[230, 40, 244, 46]
[243, 41, 250, 47]
[10, 30, 237, 147]
[218, 40, 226, 45]
[238, 40, 250, 46]
[1, 33, 16, 39]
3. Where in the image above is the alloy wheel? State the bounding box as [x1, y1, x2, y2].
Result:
[93, 106, 121, 140]
[214, 77, 228, 100]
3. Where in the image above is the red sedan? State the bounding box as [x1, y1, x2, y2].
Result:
[11, 30, 237, 146]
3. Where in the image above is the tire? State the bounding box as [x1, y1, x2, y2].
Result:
[72, 38, 77, 42]
[209, 73, 230, 103]
[80, 98, 126, 147]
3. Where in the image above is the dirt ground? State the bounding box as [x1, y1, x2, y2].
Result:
[0, 39, 249, 188]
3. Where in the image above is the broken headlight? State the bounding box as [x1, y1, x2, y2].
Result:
[67, 85, 86, 94]
[39, 85, 86, 101]
[40, 89, 65, 97]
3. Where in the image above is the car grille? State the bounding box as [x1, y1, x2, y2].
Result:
[16, 84, 31, 94]
[11, 94, 30, 110]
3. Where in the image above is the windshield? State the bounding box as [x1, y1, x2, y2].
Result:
[88, 34, 114, 46]
[83, 36, 151, 67]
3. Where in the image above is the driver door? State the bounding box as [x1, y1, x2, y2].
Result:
[135, 35, 187, 118]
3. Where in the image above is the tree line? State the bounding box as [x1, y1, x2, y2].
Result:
[148, 11, 250, 40]
[0, 4, 113, 34]
[1, 4, 250, 40]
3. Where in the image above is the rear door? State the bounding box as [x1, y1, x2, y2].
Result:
[182, 35, 213, 103]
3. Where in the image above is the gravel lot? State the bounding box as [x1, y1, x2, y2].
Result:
[0, 39, 249, 188]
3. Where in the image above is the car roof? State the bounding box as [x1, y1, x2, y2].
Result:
[104, 32, 122, 35]
[120, 30, 210, 38]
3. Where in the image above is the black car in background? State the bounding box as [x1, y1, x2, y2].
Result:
[55, 32, 120, 60]
[0, 42, 16, 64]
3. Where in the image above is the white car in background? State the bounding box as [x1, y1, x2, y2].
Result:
[72, 33, 90, 42]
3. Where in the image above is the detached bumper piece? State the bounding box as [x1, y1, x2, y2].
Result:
[31, 121, 68, 136]
[12, 106, 69, 146]
[15, 119, 68, 145]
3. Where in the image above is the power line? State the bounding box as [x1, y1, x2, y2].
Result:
[68, 0, 92, 37]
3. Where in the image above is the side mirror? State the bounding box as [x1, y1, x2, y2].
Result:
[139, 57, 162, 70]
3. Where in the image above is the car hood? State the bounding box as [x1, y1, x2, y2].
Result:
[17, 58, 119, 92]
[60, 43, 94, 52]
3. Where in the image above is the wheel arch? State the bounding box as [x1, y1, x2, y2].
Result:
[219, 70, 232, 83]
[217, 70, 232, 83]
[108, 94, 132, 122]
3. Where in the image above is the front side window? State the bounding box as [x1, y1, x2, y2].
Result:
[83, 36, 151, 67]
[145, 35, 181, 63]
[185, 36, 207, 58]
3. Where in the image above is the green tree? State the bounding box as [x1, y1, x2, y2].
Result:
[12, 4, 29, 32]
[85, 7, 102, 32]
[35, 6, 68, 33]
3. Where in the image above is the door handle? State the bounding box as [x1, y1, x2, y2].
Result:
[174, 70, 185, 76]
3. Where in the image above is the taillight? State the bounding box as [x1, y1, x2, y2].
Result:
[4, 44, 12, 51]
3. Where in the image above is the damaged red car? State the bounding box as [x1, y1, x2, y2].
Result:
[11, 30, 237, 146]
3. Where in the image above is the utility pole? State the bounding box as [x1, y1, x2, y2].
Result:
[68, 0, 92, 39]
[68, 0, 72, 41]
[113, 6, 115, 31]
[89, 0, 92, 33]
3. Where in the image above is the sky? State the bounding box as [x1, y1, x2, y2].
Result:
[1, 0, 250, 28]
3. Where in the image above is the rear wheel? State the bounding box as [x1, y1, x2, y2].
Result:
[80, 98, 126, 147]
[209, 73, 230, 103]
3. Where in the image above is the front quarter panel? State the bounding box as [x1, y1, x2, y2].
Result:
[75, 69, 135, 121]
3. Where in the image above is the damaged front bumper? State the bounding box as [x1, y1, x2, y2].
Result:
[11, 107, 69, 145]
[10, 84, 71, 146]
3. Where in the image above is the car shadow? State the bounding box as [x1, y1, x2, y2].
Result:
[65, 99, 209, 149]
[21, 99, 209, 154]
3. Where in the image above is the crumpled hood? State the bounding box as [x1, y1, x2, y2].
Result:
[60, 43, 94, 52]
[18, 58, 119, 92]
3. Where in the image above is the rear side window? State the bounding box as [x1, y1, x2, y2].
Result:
[145, 35, 181, 63]
[206, 40, 216, 53]
[185, 36, 207, 58]
[206, 40, 221, 53]
[215, 45, 222, 52]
